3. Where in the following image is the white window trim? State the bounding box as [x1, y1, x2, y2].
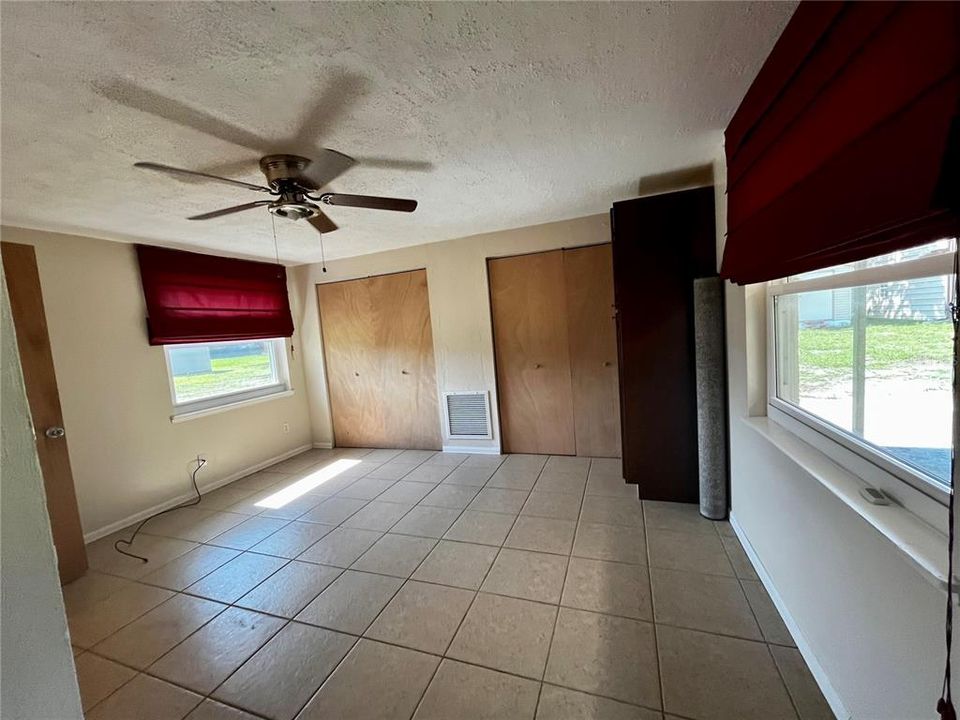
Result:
[165, 338, 292, 421]
[765, 248, 954, 526]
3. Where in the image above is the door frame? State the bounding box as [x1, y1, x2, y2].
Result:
[1, 241, 88, 583]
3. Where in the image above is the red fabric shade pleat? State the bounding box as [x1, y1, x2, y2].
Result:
[136, 245, 294, 345]
[721, 1, 960, 285]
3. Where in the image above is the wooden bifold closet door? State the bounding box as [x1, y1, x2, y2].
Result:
[317, 269, 442, 450]
[488, 245, 620, 457]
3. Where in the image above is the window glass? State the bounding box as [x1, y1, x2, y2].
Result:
[167, 339, 282, 405]
[775, 273, 954, 486]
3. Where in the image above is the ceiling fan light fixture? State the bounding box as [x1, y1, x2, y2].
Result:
[268, 200, 316, 221]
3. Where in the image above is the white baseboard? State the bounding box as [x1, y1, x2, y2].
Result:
[442, 444, 502, 454]
[312, 441, 334, 449]
[83, 443, 313, 544]
[730, 513, 850, 720]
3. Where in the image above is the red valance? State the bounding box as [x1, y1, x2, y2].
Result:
[136, 245, 294, 345]
[721, 1, 960, 285]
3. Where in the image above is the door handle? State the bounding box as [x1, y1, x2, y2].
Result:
[401, 370, 409, 375]
[45, 426, 65, 439]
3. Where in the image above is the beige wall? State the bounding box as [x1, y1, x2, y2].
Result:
[291, 214, 611, 452]
[1, 226, 313, 539]
[1, 266, 83, 719]
[716, 152, 950, 717]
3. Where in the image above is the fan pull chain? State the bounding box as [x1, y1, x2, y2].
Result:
[319, 229, 327, 273]
[270, 214, 280, 266]
[938, 248, 960, 720]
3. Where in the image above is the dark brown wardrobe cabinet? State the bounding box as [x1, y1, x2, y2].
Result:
[611, 187, 717, 502]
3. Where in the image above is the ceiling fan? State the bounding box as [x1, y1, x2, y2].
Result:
[135, 150, 418, 235]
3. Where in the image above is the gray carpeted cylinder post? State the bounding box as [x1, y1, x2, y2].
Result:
[693, 276, 728, 520]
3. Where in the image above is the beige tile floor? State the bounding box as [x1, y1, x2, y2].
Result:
[66, 448, 834, 720]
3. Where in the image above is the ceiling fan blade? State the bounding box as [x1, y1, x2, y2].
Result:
[97, 79, 271, 153]
[353, 156, 434, 173]
[321, 193, 417, 213]
[298, 149, 356, 190]
[136, 162, 272, 193]
[307, 210, 339, 234]
[293, 70, 371, 149]
[187, 201, 273, 220]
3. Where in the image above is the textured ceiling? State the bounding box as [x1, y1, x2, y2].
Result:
[1, 1, 794, 263]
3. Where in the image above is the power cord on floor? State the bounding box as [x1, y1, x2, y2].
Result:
[113, 456, 207, 563]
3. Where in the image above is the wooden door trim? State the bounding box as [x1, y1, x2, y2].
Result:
[1, 241, 88, 583]
[484, 241, 611, 264]
[314, 267, 429, 288]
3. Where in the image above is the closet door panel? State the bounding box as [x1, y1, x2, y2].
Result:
[488, 251, 576, 455]
[375, 270, 442, 450]
[317, 270, 441, 450]
[317, 279, 382, 448]
[564, 244, 621, 458]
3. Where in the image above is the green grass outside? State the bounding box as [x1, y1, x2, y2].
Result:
[798, 320, 953, 388]
[173, 354, 275, 402]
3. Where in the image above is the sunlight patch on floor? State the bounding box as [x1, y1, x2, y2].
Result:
[254, 459, 360, 509]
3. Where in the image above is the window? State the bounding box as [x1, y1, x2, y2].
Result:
[165, 338, 290, 416]
[768, 238, 955, 497]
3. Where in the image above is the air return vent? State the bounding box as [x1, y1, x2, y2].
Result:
[444, 392, 493, 439]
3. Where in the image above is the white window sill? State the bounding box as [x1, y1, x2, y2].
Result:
[743, 416, 954, 593]
[170, 389, 294, 423]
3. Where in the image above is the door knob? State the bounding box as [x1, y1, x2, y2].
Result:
[45, 426, 65, 439]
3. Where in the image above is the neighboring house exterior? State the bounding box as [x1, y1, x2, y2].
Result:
[797, 240, 955, 327]
[799, 276, 951, 326]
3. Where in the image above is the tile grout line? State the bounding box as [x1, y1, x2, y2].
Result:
[368, 452, 509, 720]
[716, 525, 803, 720]
[533, 456, 591, 719]
[642, 498, 667, 716]
[408, 454, 547, 719]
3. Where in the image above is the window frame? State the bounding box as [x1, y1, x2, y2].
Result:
[164, 337, 291, 418]
[765, 247, 954, 515]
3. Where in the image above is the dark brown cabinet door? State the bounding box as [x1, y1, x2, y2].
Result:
[612, 187, 716, 502]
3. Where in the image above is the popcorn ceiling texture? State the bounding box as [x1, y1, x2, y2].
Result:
[1, 1, 793, 263]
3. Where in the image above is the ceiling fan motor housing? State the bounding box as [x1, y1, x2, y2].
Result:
[259, 154, 313, 189]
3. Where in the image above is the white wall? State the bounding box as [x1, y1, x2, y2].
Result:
[1, 226, 314, 539]
[291, 214, 611, 452]
[1, 267, 83, 719]
[717, 158, 951, 719]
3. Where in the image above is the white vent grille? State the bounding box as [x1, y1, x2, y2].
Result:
[444, 392, 492, 439]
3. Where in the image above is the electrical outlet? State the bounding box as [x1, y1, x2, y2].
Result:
[282, 423, 290, 434]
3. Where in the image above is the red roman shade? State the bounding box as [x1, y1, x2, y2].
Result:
[136, 245, 294, 345]
[721, 1, 960, 285]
